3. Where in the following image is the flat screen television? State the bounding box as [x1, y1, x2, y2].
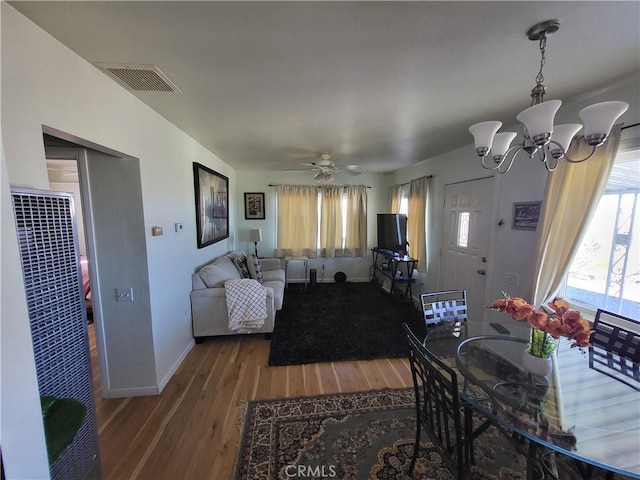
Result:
[376, 214, 408, 253]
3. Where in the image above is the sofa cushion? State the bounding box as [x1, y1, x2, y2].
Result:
[247, 255, 264, 283]
[199, 257, 242, 288]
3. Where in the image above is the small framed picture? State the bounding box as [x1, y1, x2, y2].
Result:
[512, 201, 542, 230]
[244, 192, 265, 220]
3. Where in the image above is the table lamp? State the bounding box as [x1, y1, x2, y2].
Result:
[249, 229, 262, 257]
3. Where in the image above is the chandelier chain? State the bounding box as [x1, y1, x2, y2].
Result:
[535, 36, 547, 86]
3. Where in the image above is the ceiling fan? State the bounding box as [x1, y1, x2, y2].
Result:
[299, 153, 362, 183]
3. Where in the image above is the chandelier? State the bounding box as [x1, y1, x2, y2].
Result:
[469, 20, 629, 174]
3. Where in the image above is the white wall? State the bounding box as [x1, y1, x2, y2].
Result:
[1, 4, 237, 477]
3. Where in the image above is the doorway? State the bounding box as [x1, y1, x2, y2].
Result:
[439, 177, 495, 322]
[42, 130, 155, 397]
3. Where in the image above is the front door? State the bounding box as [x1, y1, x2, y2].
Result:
[439, 177, 494, 322]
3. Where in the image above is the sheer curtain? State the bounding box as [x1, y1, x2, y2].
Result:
[275, 185, 319, 257]
[407, 176, 430, 270]
[390, 184, 403, 213]
[530, 125, 622, 307]
[343, 185, 367, 257]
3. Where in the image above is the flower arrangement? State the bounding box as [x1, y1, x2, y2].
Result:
[490, 294, 592, 358]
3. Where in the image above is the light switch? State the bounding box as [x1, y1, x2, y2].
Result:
[116, 287, 134, 302]
[152, 226, 163, 236]
[175, 223, 183, 232]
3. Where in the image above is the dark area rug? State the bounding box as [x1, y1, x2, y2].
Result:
[234, 388, 612, 480]
[268, 282, 426, 366]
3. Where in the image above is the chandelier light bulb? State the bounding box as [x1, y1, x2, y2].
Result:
[516, 99, 562, 145]
[469, 121, 502, 157]
[578, 101, 629, 146]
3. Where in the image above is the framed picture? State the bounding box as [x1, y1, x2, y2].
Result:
[193, 162, 229, 248]
[512, 201, 542, 230]
[244, 192, 265, 220]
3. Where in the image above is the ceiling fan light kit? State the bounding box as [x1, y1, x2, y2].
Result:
[469, 19, 629, 174]
[300, 153, 363, 183]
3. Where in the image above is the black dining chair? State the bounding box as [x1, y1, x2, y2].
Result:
[420, 289, 468, 327]
[578, 309, 640, 480]
[403, 323, 485, 479]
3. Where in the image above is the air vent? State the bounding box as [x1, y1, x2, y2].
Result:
[95, 63, 181, 93]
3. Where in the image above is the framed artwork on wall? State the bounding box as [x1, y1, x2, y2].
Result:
[193, 162, 229, 248]
[244, 192, 265, 220]
[512, 201, 542, 230]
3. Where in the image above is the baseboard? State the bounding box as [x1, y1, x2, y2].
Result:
[157, 338, 195, 394]
[102, 385, 161, 398]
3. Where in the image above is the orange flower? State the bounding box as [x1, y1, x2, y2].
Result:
[489, 293, 592, 349]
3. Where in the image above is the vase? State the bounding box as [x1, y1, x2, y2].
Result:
[522, 350, 552, 377]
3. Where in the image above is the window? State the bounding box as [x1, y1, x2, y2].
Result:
[457, 212, 470, 248]
[276, 185, 367, 257]
[561, 131, 639, 318]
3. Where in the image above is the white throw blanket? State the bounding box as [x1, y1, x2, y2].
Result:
[225, 279, 267, 333]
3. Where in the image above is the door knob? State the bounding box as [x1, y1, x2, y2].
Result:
[476, 269, 486, 276]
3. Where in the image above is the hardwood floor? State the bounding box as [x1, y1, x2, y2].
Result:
[89, 324, 413, 479]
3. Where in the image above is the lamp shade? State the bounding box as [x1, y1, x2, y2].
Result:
[579, 101, 629, 138]
[469, 121, 502, 153]
[516, 99, 562, 140]
[492, 132, 518, 158]
[550, 123, 582, 153]
[249, 229, 262, 243]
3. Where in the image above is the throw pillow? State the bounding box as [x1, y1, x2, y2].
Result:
[233, 256, 251, 279]
[247, 255, 264, 284]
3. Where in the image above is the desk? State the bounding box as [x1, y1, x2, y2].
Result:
[284, 256, 308, 288]
[425, 321, 640, 479]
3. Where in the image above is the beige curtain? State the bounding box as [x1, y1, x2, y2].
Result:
[390, 184, 403, 213]
[343, 185, 368, 256]
[407, 176, 430, 270]
[275, 185, 319, 257]
[530, 125, 622, 307]
[320, 186, 342, 257]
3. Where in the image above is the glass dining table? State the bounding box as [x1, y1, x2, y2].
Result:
[424, 320, 640, 479]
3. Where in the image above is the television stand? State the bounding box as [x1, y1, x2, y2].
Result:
[371, 248, 417, 299]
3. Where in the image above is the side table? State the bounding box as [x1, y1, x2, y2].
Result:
[284, 256, 309, 288]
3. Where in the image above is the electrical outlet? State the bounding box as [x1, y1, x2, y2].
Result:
[175, 223, 184, 232]
[504, 272, 519, 286]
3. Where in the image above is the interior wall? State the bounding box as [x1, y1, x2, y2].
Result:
[81, 149, 157, 394]
[1, 5, 237, 477]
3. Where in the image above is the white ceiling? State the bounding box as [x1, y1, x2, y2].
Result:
[10, 1, 640, 174]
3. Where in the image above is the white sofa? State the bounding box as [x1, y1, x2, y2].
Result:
[190, 251, 285, 342]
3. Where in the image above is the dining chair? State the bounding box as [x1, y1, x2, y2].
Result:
[421, 289, 468, 326]
[590, 309, 640, 362]
[403, 323, 484, 479]
[588, 309, 640, 391]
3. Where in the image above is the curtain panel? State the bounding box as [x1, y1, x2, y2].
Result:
[276, 184, 367, 258]
[530, 125, 622, 307]
[390, 184, 403, 214]
[407, 176, 429, 270]
[275, 185, 319, 257]
[343, 185, 368, 257]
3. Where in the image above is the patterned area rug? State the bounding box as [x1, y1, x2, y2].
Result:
[234, 388, 629, 480]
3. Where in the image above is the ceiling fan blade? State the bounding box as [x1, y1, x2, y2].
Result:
[343, 170, 362, 176]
